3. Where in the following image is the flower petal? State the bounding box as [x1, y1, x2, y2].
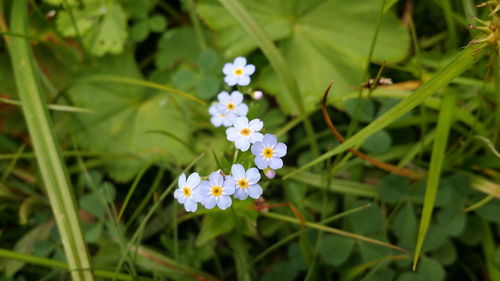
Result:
[249, 132, 263, 144]
[235, 138, 250, 152]
[217, 91, 230, 104]
[235, 103, 248, 116]
[186, 172, 200, 188]
[226, 127, 238, 141]
[184, 199, 198, 212]
[251, 142, 264, 156]
[237, 75, 250, 86]
[223, 180, 236, 195]
[202, 196, 216, 209]
[198, 181, 212, 195]
[247, 184, 263, 199]
[178, 174, 186, 188]
[231, 164, 245, 179]
[209, 172, 223, 186]
[224, 75, 237, 86]
[246, 168, 261, 184]
[244, 64, 255, 75]
[248, 119, 263, 131]
[222, 63, 233, 75]
[269, 157, 283, 170]
[223, 113, 236, 127]
[209, 104, 219, 115]
[211, 116, 223, 127]
[274, 143, 287, 157]
[234, 188, 248, 200]
[217, 195, 232, 210]
[255, 156, 268, 170]
[231, 91, 244, 104]
[174, 189, 185, 203]
[262, 134, 277, 146]
[233, 117, 248, 129]
[234, 57, 246, 67]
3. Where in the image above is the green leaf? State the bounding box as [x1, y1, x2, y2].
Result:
[393, 203, 417, 241]
[319, 235, 355, 266]
[196, 212, 235, 245]
[156, 27, 201, 69]
[432, 239, 456, 266]
[345, 98, 375, 123]
[148, 14, 168, 32]
[198, 0, 409, 113]
[361, 130, 392, 154]
[67, 52, 194, 181]
[378, 175, 411, 203]
[130, 21, 150, 42]
[348, 201, 384, 235]
[80, 193, 106, 219]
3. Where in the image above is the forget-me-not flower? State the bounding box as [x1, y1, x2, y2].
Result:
[226, 117, 264, 152]
[199, 171, 235, 210]
[174, 173, 201, 212]
[222, 57, 255, 86]
[209, 103, 236, 127]
[216, 91, 248, 117]
[251, 134, 287, 170]
[226, 164, 263, 200]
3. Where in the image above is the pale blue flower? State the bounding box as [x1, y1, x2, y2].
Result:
[226, 117, 264, 152]
[174, 173, 201, 212]
[209, 103, 236, 127]
[226, 164, 262, 200]
[222, 57, 255, 86]
[251, 134, 287, 170]
[216, 91, 248, 117]
[199, 171, 235, 210]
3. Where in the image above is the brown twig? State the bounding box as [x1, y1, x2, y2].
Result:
[321, 82, 423, 180]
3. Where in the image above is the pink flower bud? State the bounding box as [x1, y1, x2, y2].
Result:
[264, 168, 275, 179]
[252, 90, 263, 100]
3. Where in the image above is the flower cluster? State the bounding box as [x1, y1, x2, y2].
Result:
[175, 56, 287, 212]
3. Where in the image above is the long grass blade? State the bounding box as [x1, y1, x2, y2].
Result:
[7, 1, 95, 280]
[284, 42, 489, 180]
[412, 90, 456, 270]
[217, 0, 319, 158]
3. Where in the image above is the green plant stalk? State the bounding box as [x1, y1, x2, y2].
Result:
[261, 212, 408, 253]
[118, 163, 152, 221]
[439, 0, 458, 48]
[412, 90, 456, 270]
[481, 220, 500, 281]
[7, 1, 95, 280]
[0, 249, 138, 281]
[284, 43, 489, 180]
[217, 0, 319, 159]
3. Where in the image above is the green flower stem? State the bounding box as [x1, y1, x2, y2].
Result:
[0, 249, 137, 281]
[284, 42, 490, 180]
[218, 0, 319, 160]
[261, 212, 408, 253]
[7, 1, 95, 280]
[412, 90, 456, 270]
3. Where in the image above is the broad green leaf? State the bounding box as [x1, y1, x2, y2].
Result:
[198, 0, 409, 113]
[435, 204, 465, 237]
[361, 130, 392, 154]
[156, 27, 202, 69]
[348, 201, 384, 235]
[432, 239, 456, 265]
[80, 193, 106, 219]
[378, 175, 411, 203]
[148, 14, 168, 32]
[319, 235, 355, 266]
[345, 98, 375, 123]
[66, 52, 193, 181]
[358, 237, 392, 263]
[130, 21, 149, 42]
[393, 203, 417, 241]
[196, 212, 235, 246]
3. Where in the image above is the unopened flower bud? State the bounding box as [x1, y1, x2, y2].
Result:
[252, 90, 263, 100]
[264, 168, 275, 179]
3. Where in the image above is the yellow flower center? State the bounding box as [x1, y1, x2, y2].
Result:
[227, 102, 235, 110]
[263, 148, 274, 158]
[240, 128, 251, 136]
[234, 68, 243, 76]
[211, 186, 222, 196]
[237, 179, 249, 189]
[182, 187, 191, 197]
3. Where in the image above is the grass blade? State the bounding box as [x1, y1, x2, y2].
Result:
[284, 42, 489, 180]
[481, 220, 500, 281]
[7, 1, 95, 280]
[217, 0, 319, 158]
[412, 90, 456, 270]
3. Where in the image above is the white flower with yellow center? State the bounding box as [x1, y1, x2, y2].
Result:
[173, 173, 201, 212]
[199, 171, 235, 210]
[222, 57, 255, 86]
[226, 164, 262, 200]
[251, 134, 287, 170]
[226, 117, 264, 152]
[216, 91, 248, 117]
[209, 103, 236, 127]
